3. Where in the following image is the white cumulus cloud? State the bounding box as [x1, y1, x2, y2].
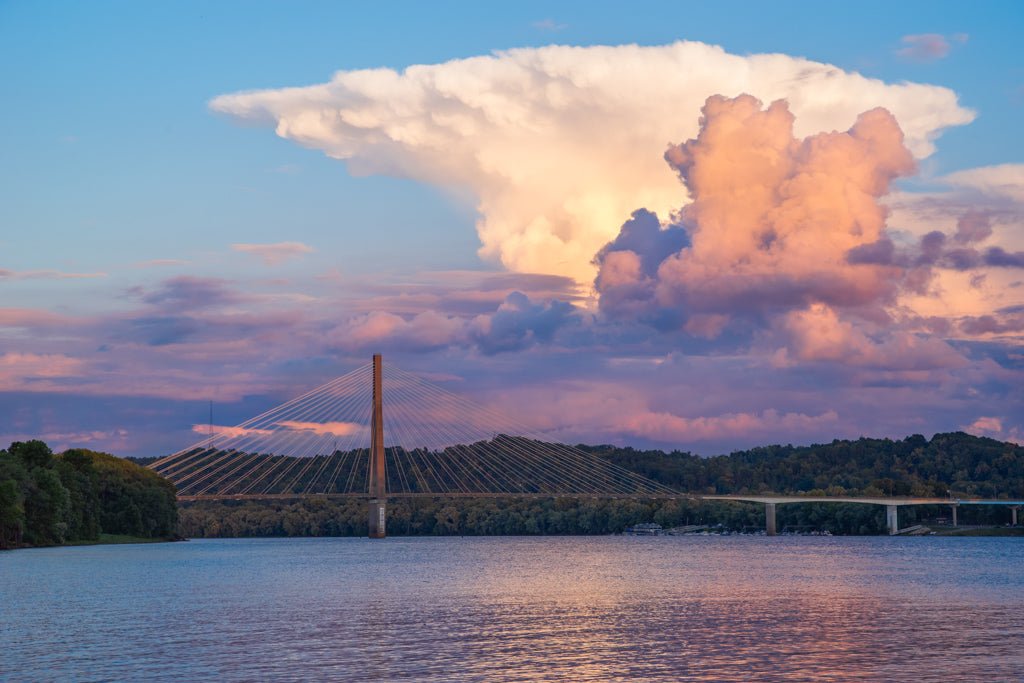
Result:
[212, 41, 974, 284]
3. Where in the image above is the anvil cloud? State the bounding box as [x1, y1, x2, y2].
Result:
[211, 41, 973, 284]
[3, 41, 1021, 457]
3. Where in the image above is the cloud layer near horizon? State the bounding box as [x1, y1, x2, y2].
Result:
[3, 45, 1021, 458]
[211, 41, 974, 283]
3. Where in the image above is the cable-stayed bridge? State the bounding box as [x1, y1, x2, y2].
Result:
[150, 355, 1024, 538]
[150, 355, 678, 537]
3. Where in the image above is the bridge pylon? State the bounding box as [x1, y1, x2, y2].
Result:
[368, 353, 387, 538]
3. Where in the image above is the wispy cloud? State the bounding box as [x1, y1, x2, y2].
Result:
[132, 258, 189, 269]
[896, 33, 967, 62]
[963, 416, 1022, 445]
[0, 268, 107, 280]
[532, 18, 567, 32]
[941, 163, 1024, 202]
[0, 352, 90, 396]
[135, 275, 241, 310]
[277, 420, 364, 436]
[191, 424, 272, 438]
[232, 241, 314, 266]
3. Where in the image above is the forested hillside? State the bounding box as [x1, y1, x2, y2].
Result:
[590, 431, 1024, 498]
[178, 432, 1023, 537]
[0, 441, 178, 549]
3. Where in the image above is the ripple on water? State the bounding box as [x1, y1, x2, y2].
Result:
[1, 536, 1022, 682]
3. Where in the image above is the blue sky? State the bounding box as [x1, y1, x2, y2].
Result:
[2, 1, 1020, 277]
[1, 1, 1022, 456]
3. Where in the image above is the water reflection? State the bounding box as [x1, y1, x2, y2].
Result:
[2, 537, 1022, 682]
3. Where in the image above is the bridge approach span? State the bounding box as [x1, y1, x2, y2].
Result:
[155, 355, 1022, 537]
[701, 495, 1024, 535]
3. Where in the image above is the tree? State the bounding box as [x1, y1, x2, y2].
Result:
[0, 473, 25, 548]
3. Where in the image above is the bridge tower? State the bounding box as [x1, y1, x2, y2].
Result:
[368, 353, 387, 538]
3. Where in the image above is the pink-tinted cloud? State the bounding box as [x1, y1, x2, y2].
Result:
[191, 424, 273, 438]
[0, 428, 132, 455]
[232, 241, 314, 266]
[212, 42, 973, 285]
[591, 94, 1024, 377]
[133, 275, 241, 310]
[0, 268, 107, 280]
[958, 307, 1024, 336]
[336, 271, 584, 317]
[333, 292, 578, 354]
[0, 352, 85, 383]
[277, 420, 364, 436]
[596, 95, 915, 333]
[847, 229, 1024, 274]
[619, 408, 840, 443]
[662, 95, 913, 312]
[896, 33, 965, 63]
[489, 376, 842, 447]
[941, 163, 1024, 202]
[963, 416, 1022, 445]
[0, 308, 75, 329]
[132, 259, 189, 269]
[339, 310, 467, 352]
[953, 211, 994, 245]
[779, 304, 966, 370]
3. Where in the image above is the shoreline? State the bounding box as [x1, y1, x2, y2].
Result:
[179, 526, 1024, 540]
[931, 526, 1024, 537]
[3, 534, 185, 551]
[64, 533, 186, 546]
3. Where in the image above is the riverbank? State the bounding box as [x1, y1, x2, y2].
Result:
[64, 533, 185, 546]
[931, 526, 1024, 537]
[2, 534, 184, 550]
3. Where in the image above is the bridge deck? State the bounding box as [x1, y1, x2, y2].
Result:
[176, 492, 1024, 505]
[701, 495, 1024, 506]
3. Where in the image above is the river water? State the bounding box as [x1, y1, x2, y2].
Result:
[2, 536, 1022, 682]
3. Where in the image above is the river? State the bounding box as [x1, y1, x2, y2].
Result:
[2, 536, 1022, 682]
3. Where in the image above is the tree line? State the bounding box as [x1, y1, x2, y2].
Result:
[4, 431, 1018, 544]
[178, 432, 1023, 537]
[588, 431, 1024, 499]
[0, 441, 178, 549]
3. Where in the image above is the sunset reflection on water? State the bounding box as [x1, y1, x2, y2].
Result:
[2, 536, 1022, 682]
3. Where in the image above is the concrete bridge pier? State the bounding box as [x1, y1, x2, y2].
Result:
[1012, 506, 1018, 526]
[765, 502, 777, 536]
[951, 504, 958, 528]
[368, 499, 386, 538]
[886, 504, 898, 535]
[367, 353, 387, 539]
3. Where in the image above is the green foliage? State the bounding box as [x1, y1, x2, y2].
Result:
[175, 496, 906, 537]
[0, 458, 27, 548]
[585, 431, 1024, 499]
[74, 449, 178, 538]
[55, 450, 101, 541]
[6, 441, 70, 546]
[0, 442, 178, 549]
[177, 432, 1024, 538]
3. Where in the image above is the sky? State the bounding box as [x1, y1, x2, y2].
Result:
[1, 1, 1022, 457]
